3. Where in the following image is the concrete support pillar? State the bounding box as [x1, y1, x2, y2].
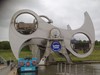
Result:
[29, 44, 40, 60]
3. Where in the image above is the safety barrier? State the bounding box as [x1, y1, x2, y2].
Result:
[0, 56, 7, 65]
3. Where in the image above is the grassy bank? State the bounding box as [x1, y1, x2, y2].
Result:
[0, 50, 16, 61]
[0, 50, 32, 61]
[70, 49, 100, 61]
[0, 49, 100, 62]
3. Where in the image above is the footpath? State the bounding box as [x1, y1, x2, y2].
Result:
[8, 67, 17, 75]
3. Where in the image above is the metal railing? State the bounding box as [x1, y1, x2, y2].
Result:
[0, 56, 7, 65]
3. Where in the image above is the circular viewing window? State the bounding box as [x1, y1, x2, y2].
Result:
[50, 28, 61, 38]
[14, 13, 38, 35]
[70, 33, 91, 54]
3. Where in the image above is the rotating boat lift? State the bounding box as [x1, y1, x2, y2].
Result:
[9, 9, 95, 65]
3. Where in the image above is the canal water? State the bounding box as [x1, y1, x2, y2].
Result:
[19, 64, 100, 75]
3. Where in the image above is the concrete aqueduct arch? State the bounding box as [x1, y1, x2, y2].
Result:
[9, 9, 95, 64]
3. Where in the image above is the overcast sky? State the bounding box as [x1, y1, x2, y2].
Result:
[0, 0, 100, 41]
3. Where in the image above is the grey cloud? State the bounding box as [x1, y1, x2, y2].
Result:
[0, 27, 8, 41]
[0, 0, 100, 40]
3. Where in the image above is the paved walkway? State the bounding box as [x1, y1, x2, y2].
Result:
[8, 68, 17, 75]
[0, 66, 10, 75]
[0, 65, 6, 69]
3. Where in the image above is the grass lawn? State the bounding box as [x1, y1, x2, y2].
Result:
[0, 50, 16, 61]
[0, 49, 100, 62]
[70, 49, 100, 62]
[0, 50, 32, 61]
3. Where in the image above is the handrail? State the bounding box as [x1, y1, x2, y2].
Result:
[0, 56, 7, 62]
[0, 56, 7, 65]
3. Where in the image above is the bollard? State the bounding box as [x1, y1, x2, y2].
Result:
[13, 71, 16, 75]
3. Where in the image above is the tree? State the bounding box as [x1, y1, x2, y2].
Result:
[95, 40, 100, 45]
[0, 41, 11, 50]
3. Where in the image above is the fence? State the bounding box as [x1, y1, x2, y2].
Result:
[0, 56, 7, 65]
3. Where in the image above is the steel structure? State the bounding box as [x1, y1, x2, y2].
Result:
[9, 9, 95, 65]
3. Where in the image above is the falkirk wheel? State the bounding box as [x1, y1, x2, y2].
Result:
[9, 9, 95, 65]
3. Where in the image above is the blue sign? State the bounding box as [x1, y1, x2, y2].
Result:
[51, 41, 61, 51]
